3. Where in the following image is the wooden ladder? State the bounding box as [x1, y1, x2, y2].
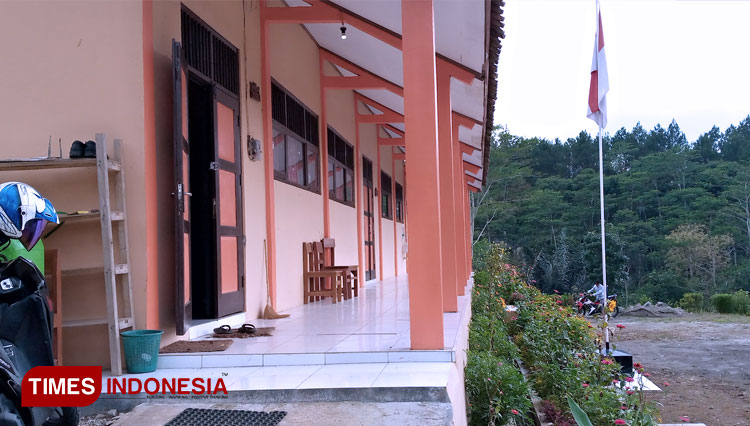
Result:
[95, 133, 135, 376]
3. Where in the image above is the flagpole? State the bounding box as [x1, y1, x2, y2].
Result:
[598, 124, 609, 353]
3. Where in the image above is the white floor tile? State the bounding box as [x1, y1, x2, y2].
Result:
[371, 362, 452, 388]
[229, 365, 323, 390]
[297, 364, 387, 389]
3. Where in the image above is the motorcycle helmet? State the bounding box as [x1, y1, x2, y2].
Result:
[0, 182, 58, 250]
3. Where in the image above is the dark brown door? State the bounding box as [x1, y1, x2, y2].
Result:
[173, 40, 192, 335]
[213, 88, 245, 317]
[363, 157, 376, 281]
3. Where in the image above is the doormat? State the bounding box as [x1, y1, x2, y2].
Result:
[159, 340, 233, 354]
[165, 408, 286, 426]
[212, 327, 275, 339]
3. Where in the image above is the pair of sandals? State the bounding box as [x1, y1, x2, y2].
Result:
[213, 323, 255, 335]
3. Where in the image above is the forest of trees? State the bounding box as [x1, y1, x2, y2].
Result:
[472, 116, 750, 305]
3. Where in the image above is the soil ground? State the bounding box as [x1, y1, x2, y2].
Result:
[614, 313, 750, 426]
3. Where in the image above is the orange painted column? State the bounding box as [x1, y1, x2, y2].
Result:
[402, 0, 444, 350]
[354, 99, 365, 287]
[377, 138, 384, 280]
[259, 6, 277, 307]
[142, 0, 159, 328]
[319, 50, 331, 237]
[453, 126, 468, 290]
[392, 151, 398, 276]
[436, 69, 458, 312]
[465, 187, 473, 274]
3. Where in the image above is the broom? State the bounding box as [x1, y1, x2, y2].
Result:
[263, 239, 289, 319]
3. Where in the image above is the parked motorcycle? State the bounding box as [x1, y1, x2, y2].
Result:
[0, 182, 78, 425]
[576, 293, 620, 318]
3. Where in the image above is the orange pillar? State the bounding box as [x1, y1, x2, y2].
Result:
[402, 0, 444, 350]
[354, 99, 365, 287]
[465, 187, 472, 274]
[436, 69, 458, 312]
[320, 51, 331, 237]
[142, 0, 159, 328]
[260, 6, 277, 307]
[453, 127, 468, 289]
[392, 151, 398, 276]
[377, 135, 384, 280]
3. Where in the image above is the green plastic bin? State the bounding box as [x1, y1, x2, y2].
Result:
[121, 330, 163, 373]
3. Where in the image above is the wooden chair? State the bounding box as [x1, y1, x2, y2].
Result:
[319, 238, 359, 300]
[302, 242, 345, 304]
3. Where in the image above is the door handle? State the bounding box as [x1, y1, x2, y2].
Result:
[185, 192, 193, 197]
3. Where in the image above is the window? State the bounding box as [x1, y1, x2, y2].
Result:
[272, 82, 319, 192]
[395, 183, 404, 223]
[381, 172, 392, 219]
[327, 127, 355, 206]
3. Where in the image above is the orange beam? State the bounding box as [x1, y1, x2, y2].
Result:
[403, 0, 444, 350]
[393, 153, 405, 161]
[382, 124, 405, 138]
[452, 119, 467, 294]
[320, 50, 331, 238]
[354, 97, 365, 288]
[359, 112, 405, 124]
[378, 137, 405, 147]
[259, 5, 278, 307]
[392, 148, 398, 277]
[377, 131, 384, 281]
[355, 93, 405, 121]
[463, 161, 481, 176]
[142, 0, 159, 329]
[436, 55, 475, 85]
[452, 111, 483, 129]
[321, 49, 403, 96]
[460, 143, 479, 156]
[437, 64, 458, 313]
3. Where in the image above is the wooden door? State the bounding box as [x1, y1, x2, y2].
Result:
[173, 40, 192, 335]
[213, 88, 245, 317]
[363, 157, 376, 281]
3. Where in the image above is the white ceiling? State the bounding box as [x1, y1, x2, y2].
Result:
[284, 0, 489, 178]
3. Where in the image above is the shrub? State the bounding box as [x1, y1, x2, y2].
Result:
[678, 292, 704, 312]
[711, 293, 734, 313]
[465, 243, 659, 426]
[465, 352, 532, 426]
[731, 290, 750, 315]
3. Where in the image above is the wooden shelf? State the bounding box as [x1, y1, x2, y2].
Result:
[61, 264, 129, 278]
[62, 317, 133, 329]
[0, 158, 121, 172]
[54, 211, 124, 223]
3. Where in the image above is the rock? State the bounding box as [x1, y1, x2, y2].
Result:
[107, 409, 117, 417]
[620, 302, 685, 318]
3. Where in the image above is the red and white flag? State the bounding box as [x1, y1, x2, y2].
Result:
[587, 0, 609, 129]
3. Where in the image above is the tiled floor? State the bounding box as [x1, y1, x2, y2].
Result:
[158, 275, 472, 368]
[102, 362, 453, 393]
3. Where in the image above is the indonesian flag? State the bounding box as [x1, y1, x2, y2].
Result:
[587, 0, 609, 129]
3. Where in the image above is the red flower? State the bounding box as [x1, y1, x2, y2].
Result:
[615, 420, 627, 425]
[633, 362, 643, 369]
[620, 405, 627, 410]
[625, 377, 634, 382]
[601, 359, 614, 365]
[582, 383, 589, 388]
[497, 362, 503, 366]
[626, 390, 634, 395]
[663, 381, 670, 387]
[644, 372, 651, 377]
[616, 324, 626, 329]
[553, 289, 559, 294]
[511, 409, 519, 415]
[679, 416, 690, 422]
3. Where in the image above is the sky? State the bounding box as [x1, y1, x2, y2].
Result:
[494, 0, 750, 142]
